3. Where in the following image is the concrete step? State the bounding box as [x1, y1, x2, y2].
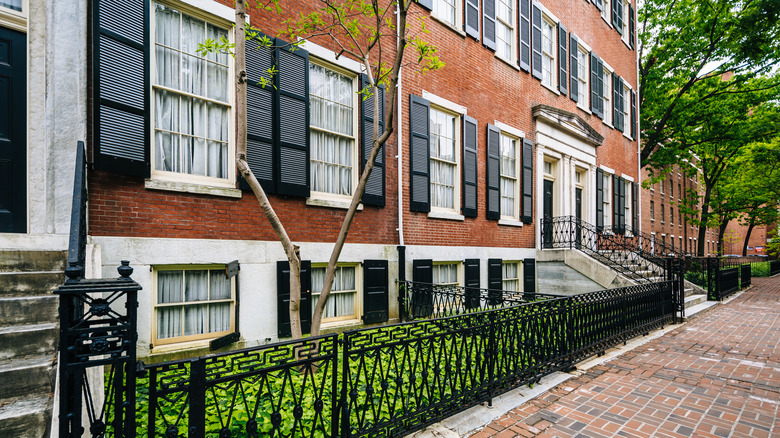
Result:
[0, 250, 67, 273]
[0, 394, 53, 438]
[684, 300, 718, 321]
[0, 356, 56, 400]
[0, 271, 63, 297]
[684, 294, 707, 309]
[0, 323, 58, 361]
[0, 295, 58, 327]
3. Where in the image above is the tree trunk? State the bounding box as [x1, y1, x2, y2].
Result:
[742, 220, 756, 256]
[717, 219, 729, 256]
[696, 187, 713, 256]
[235, 0, 304, 339]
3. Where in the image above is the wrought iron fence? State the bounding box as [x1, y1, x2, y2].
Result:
[540, 216, 667, 283]
[717, 267, 740, 300]
[398, 280, 562, 321]
[741, 264, 752, 289]
[771, 260, 780, 276]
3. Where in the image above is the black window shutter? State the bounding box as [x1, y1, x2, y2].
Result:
[620, 178, 627, 233]
[618, 77, 625, 132]
[590, 53, 599, 116]
[486, 124, 501, 220]
[412, 259, 433, 318]
[596, 168, 604, 231]
[363, 260, 389, 324]
[523, 258, 536, 294]
[483, 0, 497, 51]
[488, 258, 502, 305]
[613, 73, 621, 131]
[521, 138, 534, 224]
[243, 35, 277, 192]
[276, 41, 310, 197]
[630, 89, 637, 139]
[612, 176, 619, 232]
[531, 2, 543, 80]
[93, 0, 149, 177]
[632, 182, 639, 233]
[276, 260, 312, 338]
[462, 115, 479, 218]
[417, 0, 433, 10]
[612, 0, 622, 33]
[519, 0, 531, 72]
[360, 74, 386, 207]
[558, 23, 568, 96]
[629, 4, 635, 49]
[465, 0, 481, 40]
[597, 58, 605, 117]
[570, 34, 579, 103]
[409, 95, 431, 212]
[464, 258, 480, 309]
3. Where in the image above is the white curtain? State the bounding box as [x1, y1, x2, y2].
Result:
[209, 270, 230, 333]
[501, 178, 515, 216]
[154, 5, 180, 173]
[312, 267, 355, 319]
[157, 270, 183, 339]
[183, 270, 208, 336]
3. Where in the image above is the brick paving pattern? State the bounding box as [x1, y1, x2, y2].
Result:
[469, 276, 780, 438]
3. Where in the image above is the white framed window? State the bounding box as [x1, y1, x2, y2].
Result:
[502, 261, 522, 292]
[623, 84, 632, 137]
[543, 160, 554, 177]
[432, 0, 459, 28]
[541, 18, 556, 89]
[661, 203, 665, 223]
[153, 265, 235, 345]
[430, 107, 460, 212]
[500, 133, 520, 219]
[624, 180, 632, 230]
[603, 68, 612, 125]
[496, 0, 516, 62]
[0, 0, 21, 12]
[312, 264, 360, 323]
[577, 47, 589, 107]
[603, 172, 612, 228]
[601, 0, 610, 25]
[151, 3, 234, 187]
[433, 262, 460, 286]
[622, 1, 630, 45]
[650, 200, 655, 221]
[309, 61, 359, 199]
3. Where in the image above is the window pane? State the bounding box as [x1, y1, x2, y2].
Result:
[158, 271, 183, 303]
[183, 304, 208, 336]
[157, 306, 182, 339]
[209, 302, 231, 333]
[184, 270, 208, 302]
[0, 0, 21, 11]
[311, 266, 356, 319]
[209, 270, 231, 300]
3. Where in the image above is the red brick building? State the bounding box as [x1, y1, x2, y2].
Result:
[80, 0, 639, 359]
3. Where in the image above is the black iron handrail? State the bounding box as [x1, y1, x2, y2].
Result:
[65, 141, 87, 281]
[541, 216, 667, 283]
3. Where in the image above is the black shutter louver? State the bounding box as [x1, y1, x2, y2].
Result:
[409, 95, 431, 212]
[412, 259, 433, 318]
[613, 176, 620, 233]
[597, 58, 605, 117]
[363, 260, 389, 324]
[486, 124, 501, 220]
[93, 0, 148, 177]
[277, 260, 312, 338]
[488, 258, 502, 305]
[360, 74, 386, 207]
[558, 24, 567, 96]
[417, 0, 433, 10]
[596, 168, 604, 231]
[523, 258, 536, 296]
[521, 138, 534, 224]
[620, 178, 627, 233]
[463, 115, 479, 218]
[613, 73, 621, 131]
[465, 0, 480, 40]
[632, 182, 639, 233]
[570, 34, 579, 103]
[631, 89, 637, 139]
[612, 0, 623, 34]
[244, 34, 276, 192]
[464, 259, 480, 309]
[590, 53, 599, 117]
[618, 77, 625, 132]
[483, 0, 497, 51]
[531, 2, 543, 80]
[276, 40, 310, 197]
[629, 4, 635, 49]
[519, 0, 531, 72]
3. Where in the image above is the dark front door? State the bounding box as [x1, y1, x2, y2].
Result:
[542, 179, 553, 248]
[574, 187, 582, 248]
[0, 27, 26, 233]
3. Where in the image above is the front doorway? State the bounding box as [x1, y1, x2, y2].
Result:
[542, 179, 553, 248]
[0, 27, 26, 233]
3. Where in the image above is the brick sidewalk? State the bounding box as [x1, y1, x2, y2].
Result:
[469, 276, 780, 438]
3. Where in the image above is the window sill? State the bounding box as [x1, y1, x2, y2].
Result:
[428, 210, 465, 221]
[306, 197, 363, 210]
[496, 55, 520, 71]
[499, 218, 524, 227]
[150, 338, 213, 355]
[623, 132, 633, 141]
[578, 105, 592, 115]
[541, 82, 561, 95]
[603, 121, 614, 129]
[430, 14, 466, 38]
[145, 179, 242, 198]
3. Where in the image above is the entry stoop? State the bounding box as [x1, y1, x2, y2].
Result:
[683, 286, 716, 320]
[0, 250, 66, 438]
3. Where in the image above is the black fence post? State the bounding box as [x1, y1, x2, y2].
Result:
[189, 359, 206, 437]
[340, 335, 351, 438]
